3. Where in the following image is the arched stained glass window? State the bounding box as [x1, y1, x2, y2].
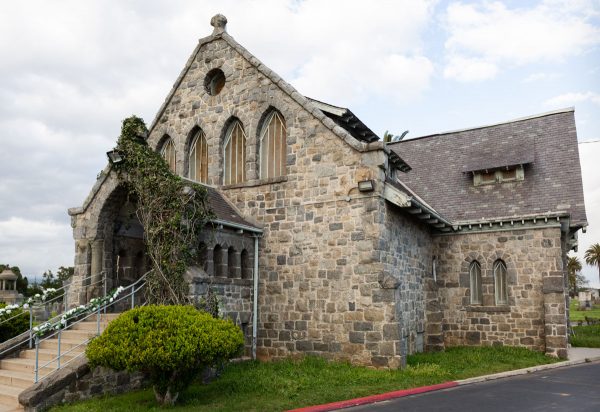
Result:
[189, 130, 208, 183]
[494, 260, 508, 305]
[260, 111, 286, 179]
[160, 137, 177, 173]
[223, 121, 246, 185]
[470, 261, 482, 305]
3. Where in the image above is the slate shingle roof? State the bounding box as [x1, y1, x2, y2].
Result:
[204, 185, 261, 231]
[389, 109, 587, 228]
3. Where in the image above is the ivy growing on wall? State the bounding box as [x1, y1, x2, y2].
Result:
[112, 116, 213, 305]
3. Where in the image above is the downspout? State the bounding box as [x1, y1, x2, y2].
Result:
[252, 234, 260, 360]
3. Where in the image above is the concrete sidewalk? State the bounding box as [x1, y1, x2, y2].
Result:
[567, 347, 600, 361]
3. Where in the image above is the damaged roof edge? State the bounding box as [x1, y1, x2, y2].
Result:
[305, 97, 379, 143]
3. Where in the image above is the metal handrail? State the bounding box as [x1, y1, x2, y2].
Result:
[31, 275, 106, 308]
[0, 272, 102, 329]
[0, 271, 107, 357]
[33, 271, 149, 383]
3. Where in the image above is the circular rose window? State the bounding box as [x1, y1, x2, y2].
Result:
[204, 68, 225, 96]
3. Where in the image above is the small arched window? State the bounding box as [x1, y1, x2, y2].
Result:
[213, 244, 224, 277]
[469, 261, 482, 305]
[228, 246, 236, 278]
[189, 130, 208, 183]
[260, 111, 287, 179]
[197, 242, 208, 271]
[160, 137, 177, 173]
[241, 249, 251, 279]
[223, 121, 246, 185]
[494, 260, 508, 305]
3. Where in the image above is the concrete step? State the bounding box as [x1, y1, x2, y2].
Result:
[0, 405, 22, 412]
[0, 383, 21, 407]
[39, 338, 88, 352]
[100, 313, 121, 320]
[70, 321, 110, 332]
[0, 313, 123, 410]
[20, 348, 83, 362]
[60, 328, 97, 340]
[0, 358, 56, 375]
[0, 370, 33, 389]
[0, 407, 23, 412]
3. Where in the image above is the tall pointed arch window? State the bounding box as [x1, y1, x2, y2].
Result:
[260, 111, 287, 179]
[469, 261, 482, 305]
[223, 121, 246, 185]
[160, 137, 176, 173]
[189, 130, 208, 183]
[494, 260, 508, 305]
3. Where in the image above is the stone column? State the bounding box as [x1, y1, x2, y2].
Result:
[424, 278, 445, 352]
[543, 272, 568, 358]
[230, 251, 241, 278]
[88, 239, 104, 300]
[216, 247, 228, 277]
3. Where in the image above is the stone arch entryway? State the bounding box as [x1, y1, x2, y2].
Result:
[68, 171, 149, 307]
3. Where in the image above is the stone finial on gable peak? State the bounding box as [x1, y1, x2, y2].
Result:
[211, 14, 227, 34]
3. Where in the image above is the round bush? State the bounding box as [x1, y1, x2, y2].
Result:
[86, 305, 244, 405]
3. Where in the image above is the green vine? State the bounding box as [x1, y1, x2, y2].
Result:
[111, 116, 213, 305]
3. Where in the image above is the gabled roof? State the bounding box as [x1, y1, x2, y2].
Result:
[389, 108, 587, 228]
[69, 167, 262, 233]
[148, 25, 380, 154]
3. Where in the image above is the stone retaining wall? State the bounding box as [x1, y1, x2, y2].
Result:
[19, 358, 147, 411]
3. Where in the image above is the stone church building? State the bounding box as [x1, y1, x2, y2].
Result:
[68, 15, 587, 367]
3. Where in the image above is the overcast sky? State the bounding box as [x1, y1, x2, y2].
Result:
[1, 0, 599, 287]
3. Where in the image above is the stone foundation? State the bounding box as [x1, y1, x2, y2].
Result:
[19, 358, 147, 411]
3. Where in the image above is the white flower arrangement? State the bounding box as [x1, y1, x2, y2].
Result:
[0, 303, 20, 318]
[33, 286, 127, 337]
[0, 285, 66, 320]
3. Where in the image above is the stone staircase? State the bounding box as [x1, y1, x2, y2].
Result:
[0, 314, 119, 411]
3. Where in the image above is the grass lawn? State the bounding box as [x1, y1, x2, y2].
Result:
[571, 324, 600, 348]
[569, 299, 600, 323]
[52, 347, 558, 412]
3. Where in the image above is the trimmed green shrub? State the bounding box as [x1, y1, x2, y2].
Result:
[0, 303, 30, 342]
[86, 305, 244, 405]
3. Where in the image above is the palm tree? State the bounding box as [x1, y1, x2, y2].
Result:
[567, 256, 582, 297]
[382, 130, 409, 143]
[584, 243, 600, 284]
[383, 130, 394, 143]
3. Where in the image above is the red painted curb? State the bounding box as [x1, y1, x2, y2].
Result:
[286, 381, 459, 412]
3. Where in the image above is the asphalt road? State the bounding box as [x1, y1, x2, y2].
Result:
[344, 362, 600, 412]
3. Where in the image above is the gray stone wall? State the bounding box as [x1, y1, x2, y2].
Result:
[379, 203, 435, 365]
[188, 227, 256, 354]
[19, 358, 146, 411]
[67, 29, 573, 369]
[145, 36, 391, 367]
[433, 227, 567, 356]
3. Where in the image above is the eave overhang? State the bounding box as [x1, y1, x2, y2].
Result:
[388, 150, 412, 173]
[306, 97, 379, 143]
[383, 183, 453, 232]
